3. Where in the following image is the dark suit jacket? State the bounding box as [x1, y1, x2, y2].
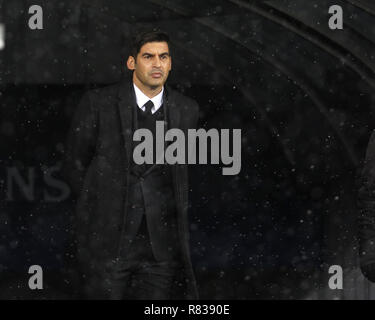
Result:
[63, 78, 199, 299]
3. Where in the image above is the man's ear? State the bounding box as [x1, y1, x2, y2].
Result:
[127, 56, 135, 71]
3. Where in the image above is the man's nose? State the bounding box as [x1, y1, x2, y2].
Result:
[153, 56, 161, 67]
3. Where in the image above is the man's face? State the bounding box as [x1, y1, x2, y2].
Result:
[127, 41, 172, 89]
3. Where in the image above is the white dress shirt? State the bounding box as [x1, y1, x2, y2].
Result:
[133, 83, 164, 114]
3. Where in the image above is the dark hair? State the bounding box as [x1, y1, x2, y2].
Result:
[130, 30, 170, 59]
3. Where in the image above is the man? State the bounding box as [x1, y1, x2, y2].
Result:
[63, 30, 199, 299]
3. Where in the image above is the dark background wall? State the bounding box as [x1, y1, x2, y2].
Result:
[0, 0, 375, 299]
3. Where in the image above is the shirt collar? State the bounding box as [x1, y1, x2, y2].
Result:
[133, 83, 164, 114]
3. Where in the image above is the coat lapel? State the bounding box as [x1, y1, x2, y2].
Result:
[165, 86, 184, 215]
[165, 85, 181, 131]
[117, 80, 135, 167]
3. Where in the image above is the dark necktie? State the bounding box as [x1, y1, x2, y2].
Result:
[143, 100, 154, 117]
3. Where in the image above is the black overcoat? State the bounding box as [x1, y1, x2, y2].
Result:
[63, 79, 199, 299]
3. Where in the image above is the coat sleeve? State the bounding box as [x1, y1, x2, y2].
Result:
[358, 130, 375, 280]
[62, 91, 98, 198]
